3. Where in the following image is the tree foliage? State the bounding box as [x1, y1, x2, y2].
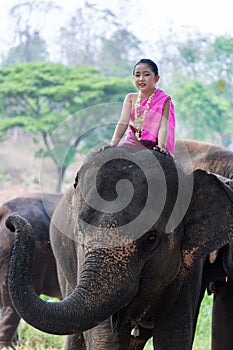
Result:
[0, 62, 134, 190]
[98, 29, 142, 77]
[170, 75, 232, 145]
[57, 2, 117, 67]
[204, 36, 233, 83]
[57, 1, 142, 76]
[1, 1, 233, 185]
[1, 30, 49, 66]
[156, 32, 233, 146]
[1, 0, 59, 66]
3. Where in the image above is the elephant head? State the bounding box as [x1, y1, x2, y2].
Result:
[6, 146, 233, 345]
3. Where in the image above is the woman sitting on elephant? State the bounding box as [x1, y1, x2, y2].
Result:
[111, 58, 176, 155]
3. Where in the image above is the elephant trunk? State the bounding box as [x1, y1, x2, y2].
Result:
[7, 214, 138, 335]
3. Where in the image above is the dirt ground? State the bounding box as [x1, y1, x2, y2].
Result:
[0, 135, 84, 204]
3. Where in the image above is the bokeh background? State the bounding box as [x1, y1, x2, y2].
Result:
[0, 0, 232, 348]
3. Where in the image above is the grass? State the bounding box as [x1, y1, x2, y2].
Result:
[16, 293, 212, 349]
[17, 321, 65, 349]
[193, 292, 213, 349]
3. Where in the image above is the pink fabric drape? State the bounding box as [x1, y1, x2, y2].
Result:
[118, 88, 176, 154]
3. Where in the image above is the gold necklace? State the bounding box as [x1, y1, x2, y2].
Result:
[133, 89, 156, 140]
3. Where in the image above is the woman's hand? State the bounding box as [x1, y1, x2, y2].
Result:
[153, 145, 172, 157]
[96, 144, 114, 153]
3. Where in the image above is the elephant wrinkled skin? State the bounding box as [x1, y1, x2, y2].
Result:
[0, 193, 62, 349]
[6, 146, 233, 349]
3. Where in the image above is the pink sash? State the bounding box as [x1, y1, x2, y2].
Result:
[118, 88, 176, 154]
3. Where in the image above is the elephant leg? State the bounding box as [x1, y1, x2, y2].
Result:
[83, 318, 120, 350]
[0, 306, 20, 349]
[153, 263, 203, 350]
[63, 333, 85, 350]
[59, 268, 85, 350]
[212, 280, 233, 350]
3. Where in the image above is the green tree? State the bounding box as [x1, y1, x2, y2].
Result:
[0, 62, 134, 191]
[170, 76, 232, 145]
[1, 30, 49, 66]
[57, 1, 142, 77]
[155, 30, 210, 84]
[203, 35, 233, 127]
[0, 0, 60, 66]
[98, 29, 142, 77]
[57, 2, 119, 67]
[156, 32, 233, 146]
[204, 36, 233, 83]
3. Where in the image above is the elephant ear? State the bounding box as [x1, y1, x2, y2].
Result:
[181, 169, 233, 269]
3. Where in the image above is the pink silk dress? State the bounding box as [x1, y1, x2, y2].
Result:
[118, 88, 176, 154]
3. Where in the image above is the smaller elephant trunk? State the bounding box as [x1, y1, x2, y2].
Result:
[7, 214, 138, 335]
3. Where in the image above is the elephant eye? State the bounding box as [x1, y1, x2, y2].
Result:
[142, 231, 160, 251]
[147, 233, 157, 242]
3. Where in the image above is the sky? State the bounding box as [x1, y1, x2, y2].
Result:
[0, 0, 233, 57]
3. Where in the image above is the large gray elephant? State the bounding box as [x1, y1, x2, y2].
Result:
[5, 146, 233, 349]
[175, 139, 233, 350]
[0, 193, 62, 349]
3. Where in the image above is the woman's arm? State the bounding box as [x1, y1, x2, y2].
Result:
[111, 94, 132, 146]
[157, 99, 170, 150]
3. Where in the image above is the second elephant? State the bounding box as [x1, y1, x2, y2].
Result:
[0, 193, 62, 349]
[175, 139, 233, 350]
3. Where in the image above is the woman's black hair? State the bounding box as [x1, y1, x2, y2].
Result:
[133, 58, 159, 76]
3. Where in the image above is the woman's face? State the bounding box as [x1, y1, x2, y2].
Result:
[133, 63, 160, 94]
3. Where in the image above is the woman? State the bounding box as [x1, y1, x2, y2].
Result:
[111, 58, 176, 155]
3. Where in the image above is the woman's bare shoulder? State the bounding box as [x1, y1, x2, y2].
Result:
[124, 92, 138, 104]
